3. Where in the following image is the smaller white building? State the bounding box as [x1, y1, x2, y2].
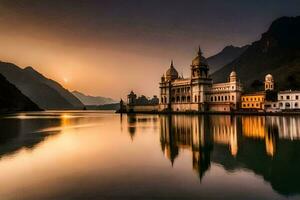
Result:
[278, 91, 300, 110]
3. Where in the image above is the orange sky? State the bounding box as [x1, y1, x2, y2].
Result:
[0, 1, 299, 99]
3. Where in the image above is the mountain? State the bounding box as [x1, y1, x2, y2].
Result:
[72, 91, 116, 106]
[0, 73, 40, 113]
[212, 16, 300, 91]
[0, 62, 84, 109]
[207, 45, 249, 73]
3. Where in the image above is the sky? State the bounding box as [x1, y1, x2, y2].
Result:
[0, 0, 299, 99]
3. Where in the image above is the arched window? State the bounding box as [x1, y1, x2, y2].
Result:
[171, 97, 175, 102]
[176, 96, 180, 102]
[187, 96, 190, 102]
[164, 97, 167, 103]
[198, 95, 200, 102]
[161, 98, 164, 103]
[295, 103, 298, 108]
[286, 102, 290, 107]
[195, 96, 197, 102]
[279, 103, 283, 107]
[211, 97, 213, 102]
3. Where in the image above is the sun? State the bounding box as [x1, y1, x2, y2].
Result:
[63, 77, 69, 83]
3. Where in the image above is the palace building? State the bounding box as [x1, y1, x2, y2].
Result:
[159, 47, 243, 112]
[241, 74, 274, 111]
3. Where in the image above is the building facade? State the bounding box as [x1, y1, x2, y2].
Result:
[277, 91, 300, 110]
[241, 92, 266, 110]
[241, 74, 274, 111]
[159, 48, 243, 112]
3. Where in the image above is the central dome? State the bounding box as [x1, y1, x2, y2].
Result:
[192, 47, 208, 67]
[165, 60, 178, 80]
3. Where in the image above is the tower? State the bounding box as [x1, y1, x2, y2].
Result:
[229, 71, 237, 82]
[264, 74, 274, 91]
[191, 47, 209, 79]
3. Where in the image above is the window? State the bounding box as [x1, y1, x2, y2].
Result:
[287, 95, 290, 100]
[176, 96, 180, 102]
[171, 97, 175, 102]
[211, 97, 213, 102]
[187, 96, 191, 102]
[296, 95, 299, 100]
[182, 96, 186, 102]
[286, 103, 290, 107]
[295, 103, 298, 108]
[273, 104, 276, 107]
[256, 103, 259, 107]
[215, 96, 217, 101]
[281, 96, 283, 100]
[194, 96, 197, 102]
[225, 96, 227, 101]
[164, 97, 167, 103]
[279, 103, 283, 107]
[221, 96, 224, 101]
[161, 98, 164, 103]
[232, 96, 234, 101]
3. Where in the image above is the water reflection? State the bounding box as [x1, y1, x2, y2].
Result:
[128, 114, 300, 196]
[0, 112, 300, 199]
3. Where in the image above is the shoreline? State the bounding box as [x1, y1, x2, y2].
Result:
[116, 110, 300, 116]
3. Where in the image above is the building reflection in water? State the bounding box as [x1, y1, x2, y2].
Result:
[126, 114, 300, 195]
[160, 115, 213, 180]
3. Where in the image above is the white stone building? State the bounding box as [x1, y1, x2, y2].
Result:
[277, 91, 300, 110]
[159, 48, 243, 112]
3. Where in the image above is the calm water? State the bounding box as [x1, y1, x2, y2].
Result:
[0, 111, 300, 200]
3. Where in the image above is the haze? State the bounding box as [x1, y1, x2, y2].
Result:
[0, 0, 299, 99]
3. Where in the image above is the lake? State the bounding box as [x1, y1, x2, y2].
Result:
[0, 111, 299, 200]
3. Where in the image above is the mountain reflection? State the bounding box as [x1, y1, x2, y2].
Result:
[127, 114, 300, 196]
[0, 113, 76, 159]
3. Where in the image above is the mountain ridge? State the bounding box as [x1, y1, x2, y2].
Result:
[207, 45, 249, 73]
[211, 16, 300, 91]
[72, 90, 117, 106]
[0, 62, 84, 109]
[0, 73, 41, 113]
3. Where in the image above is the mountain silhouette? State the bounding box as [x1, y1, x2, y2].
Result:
[0, 73, 40, 113]
[72, 90, 116, 106]
[212, 16, 300, 91]
[0, 62, 84, 109]
[207, 45, 249, 73]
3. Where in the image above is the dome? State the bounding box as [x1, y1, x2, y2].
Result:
[265, 74, 273, 81]
[230, 71, 237, 77]
[165, 61, 178, 80]
[192, 47, 208, 67]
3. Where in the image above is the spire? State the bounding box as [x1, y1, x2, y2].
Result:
[197, 46, 202, 56]
[170, 60, 174, 68]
